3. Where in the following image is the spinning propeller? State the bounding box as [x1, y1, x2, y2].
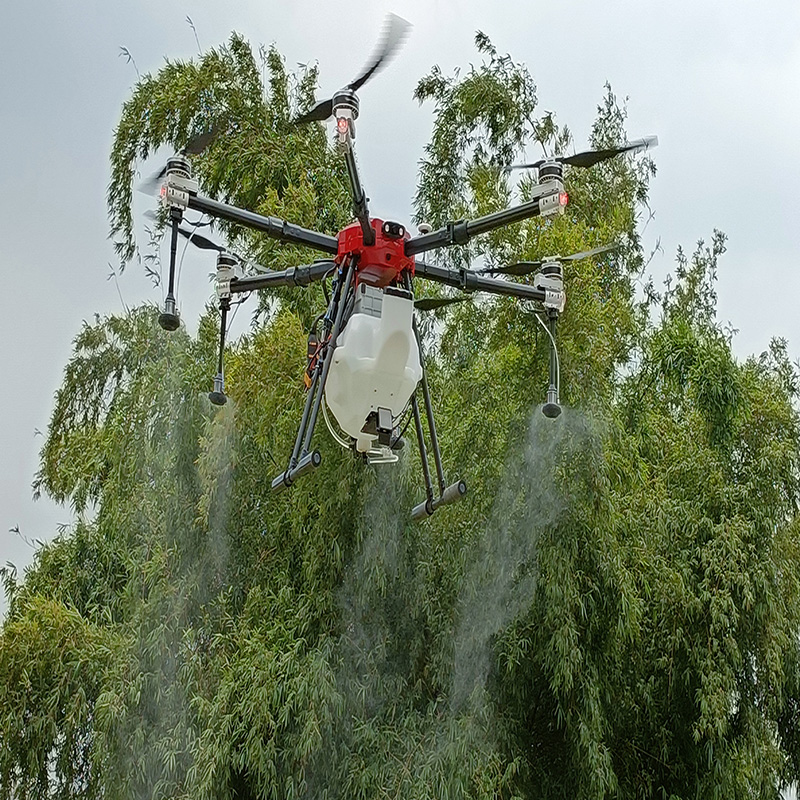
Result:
[415, 243, 619, 310]
[138, 127, 220, 196]
[509, 135, 658, 172]
[294, 13, 411, 125]
[414, 296, 468, 312]
[478, 243, 618, 277]
[144, 209, 223, 252]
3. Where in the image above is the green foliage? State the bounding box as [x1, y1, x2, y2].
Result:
[4, 30, 800, 800]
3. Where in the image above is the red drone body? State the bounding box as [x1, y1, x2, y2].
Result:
[336, 218, 415, 288]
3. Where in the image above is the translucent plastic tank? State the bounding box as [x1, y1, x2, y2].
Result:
[325, 284, 422, 452]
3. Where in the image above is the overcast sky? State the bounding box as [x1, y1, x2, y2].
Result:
[2, 0, 799, 618]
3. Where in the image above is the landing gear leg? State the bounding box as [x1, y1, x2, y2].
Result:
[271, 261, 355, 492]
[406, 283, 467, 520]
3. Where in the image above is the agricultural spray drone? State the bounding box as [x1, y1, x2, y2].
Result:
[145, 14, 657, 520]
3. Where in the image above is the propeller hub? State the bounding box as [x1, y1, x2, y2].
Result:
[332, 89, 359, 120]
[541, 261, 563, 278]
[216, 252, 238, 270]
[165, 155, 192, 180]
[537, 161, 563, 183]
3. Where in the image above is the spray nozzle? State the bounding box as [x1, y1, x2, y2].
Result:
[209, 373, 227, 406]
[542, 384, 561, 418]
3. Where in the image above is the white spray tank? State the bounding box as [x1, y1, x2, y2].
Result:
[325, 284, 422, 453]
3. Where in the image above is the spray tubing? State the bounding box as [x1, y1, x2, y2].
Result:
[158, 207, 183, 331]
[539, 309, 561, 419]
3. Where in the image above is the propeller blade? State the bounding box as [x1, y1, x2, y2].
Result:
[479, 260, 543, 277]
[295, 14, 410, 125]
[415, 296, 468, 312]
[295, 97, 335, 125]
[479, 243, 618, 276]
[509, 135, 658, 171]
[137, 166, 167, 196]
[175, 226, 225, 252]
[144, 210, 225, 251]
[560, 243, 618, 261]
[348, 13, 411, 92]
[560, 135, 658, 168]
[182, 126, 220, 155]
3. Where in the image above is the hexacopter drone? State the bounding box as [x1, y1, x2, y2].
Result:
[145, 14, 656, 520]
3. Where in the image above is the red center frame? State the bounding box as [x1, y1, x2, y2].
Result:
[335, 219, 415, 287]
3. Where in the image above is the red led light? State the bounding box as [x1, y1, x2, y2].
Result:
[559, 191, 569, 206]
[337, 117, 349, 134]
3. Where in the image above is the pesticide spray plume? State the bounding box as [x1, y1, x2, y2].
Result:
[101, 326, 239, 795]
[451, 405, 600, 709]
[299, 402, 603, 797]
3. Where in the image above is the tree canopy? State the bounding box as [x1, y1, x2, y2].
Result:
[3, 31, 800, 800]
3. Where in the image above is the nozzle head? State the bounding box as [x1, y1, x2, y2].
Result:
[208, 373, 227, 406]
[542, 384, 561, 418]
[158, 312, 180, 331]
[542, 402, 562, 419]
[159, 295, 180, 331]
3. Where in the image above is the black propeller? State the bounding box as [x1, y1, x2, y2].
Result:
[137, 127, 220, 195]
[174, 225, 225, 252]
[415, 294, 550, 313]
[144, 210, 224, 251]
[478, 243, 618, 277]
[509, 135, 658, 171]
[414, 296, 468, 312]
[295, 13, 411, 124]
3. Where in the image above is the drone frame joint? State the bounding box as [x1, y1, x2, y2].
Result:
[161, 174, 198, 211]
[447, 219, 470, 246]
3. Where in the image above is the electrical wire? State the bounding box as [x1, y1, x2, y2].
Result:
[534, 310, 560, 393]
[174, 213, 209, 297]
[226, 293, 252, 336]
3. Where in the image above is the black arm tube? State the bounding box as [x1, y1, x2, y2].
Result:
[414, 261, 547, 303]
[405, 196, 546, 256]
[548, 312, 558, 390]
[542, 310, 562, 419]
[188, 194, 339, 255]
[411, 394, 434, 504]
[230, 261, 338, 293]
[167, 208, 182, 296]
[216, 298, 229, 376]
[344, 145, 374, 247]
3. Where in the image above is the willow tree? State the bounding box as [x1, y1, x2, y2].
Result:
[2, 30, 800, 800]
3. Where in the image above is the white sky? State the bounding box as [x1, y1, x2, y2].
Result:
[1, 0, 799, 618]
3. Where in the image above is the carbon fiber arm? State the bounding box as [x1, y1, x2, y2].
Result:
[414, 261, 547, 303]
[230, 260, 338, 293]
[405, 181, 563, 257]
[187, 194, 339, 255]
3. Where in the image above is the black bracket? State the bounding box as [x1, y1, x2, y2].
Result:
[447, 219, 470, 245]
